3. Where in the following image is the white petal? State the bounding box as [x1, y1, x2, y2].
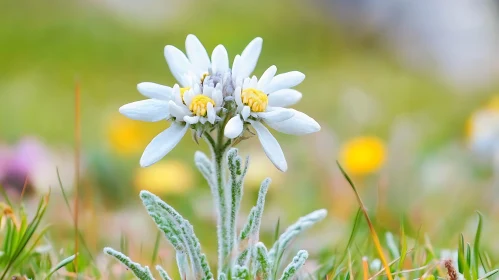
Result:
[224, 115, 244, 139]
[164, 45, 192, 86]
[211, 45, 229, 74]
[169, 100, 190, 119]
[264, 71, 305, 93]
[184, 89, 194, 106]
[268, 89, 302, 107]
[172, 84, 183, 105]
[234, 87, 243, 107]
[184, 115, 200, 124]
[250, 75, 258, 88]
[242, 106, 251, 120]
[137, 82, 172, 100]
[242, 77, 251, 89]
[193, 83, 201, 94]
[119, 99, 170, 122]
[232, 54, 242, 84]
[207, 102, 216, 124]
[212, 89, 223, 107]
[257, 65, 277, 89]
[257, 108, 294, 122]
[249, 120, 287, 172]
[238, 37, 263, 80]
[266, 110, 320, 135]
[185, 34, 210, 74]
[140, 123, 188, 167]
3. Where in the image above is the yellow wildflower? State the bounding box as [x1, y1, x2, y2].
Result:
[133, 160, 193, 195]
[340, 136, 386, 176]
[107, 113, 165, 155]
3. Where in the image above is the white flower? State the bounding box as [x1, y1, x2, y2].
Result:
[120, 83, 223, 167]
[224, 65, 321, 171]
[165, 34, 229, 88]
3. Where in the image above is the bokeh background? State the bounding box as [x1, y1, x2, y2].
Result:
[2, 0, 499, 277]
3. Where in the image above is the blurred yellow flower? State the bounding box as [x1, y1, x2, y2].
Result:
[245, 150, 283, 190]
[133, 160, 194, 195]
[340, 136, 386, 176]
[107, 114, 165, 155]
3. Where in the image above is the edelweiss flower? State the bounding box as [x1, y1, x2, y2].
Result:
[120, 83, 223, 167]
[224, 65, 321, 171]
[118, 34, 266, 168]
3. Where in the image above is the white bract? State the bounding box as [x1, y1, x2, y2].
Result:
[224, 66, 321, 171]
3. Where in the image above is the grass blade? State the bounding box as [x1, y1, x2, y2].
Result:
[43, 254, 76, 280]
[473, 212, 483, 279]
[478, 268, 499, 280]
[337, 161, 393, 280]
[398, 224, 407, 271]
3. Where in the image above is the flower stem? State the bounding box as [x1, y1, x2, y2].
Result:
[205, 131, 230, 275]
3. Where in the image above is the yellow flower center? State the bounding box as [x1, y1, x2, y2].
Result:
[241, 88, 268, 112]
[189, 95, 215, 117]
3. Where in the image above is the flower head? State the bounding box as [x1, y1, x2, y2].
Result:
[224, 66, 321, 171]
[339, 136, 386, 176]
[119, 34, 320, 171]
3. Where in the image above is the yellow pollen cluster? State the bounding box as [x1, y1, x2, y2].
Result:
[241, 88, 268, 112]
[189, 95, 215, 117]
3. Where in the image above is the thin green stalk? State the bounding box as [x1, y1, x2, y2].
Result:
[205, 129, 230, 275]
[214, 145, 229, 273]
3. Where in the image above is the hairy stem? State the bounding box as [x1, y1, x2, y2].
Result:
[205, 131, 230, 275]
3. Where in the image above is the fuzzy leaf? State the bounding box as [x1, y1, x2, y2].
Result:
[233, 265, 250, 280]
[156, 265, 172, 280]
[176, 251, 190, 280]
[279, 250, 308, 280]
[104, 247, 155, 280]
[195, 151, 214, 186]
[254, 242, 271, 279]
[141, 191, 213, 280]
[268, 209, 327, 266]
[240, 208, 256, 242]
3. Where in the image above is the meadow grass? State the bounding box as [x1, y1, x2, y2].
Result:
[1, 164, 497, 279]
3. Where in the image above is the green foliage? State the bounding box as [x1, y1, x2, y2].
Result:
[103, 247, 154, 280]
[0, 191, 75, 279]
[279, 250, 308, 280]
[105, 146, 326, 279]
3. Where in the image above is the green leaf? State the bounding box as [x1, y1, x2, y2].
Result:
[104, 247, 154, 280]
[279, 250, 308, 280]
[398, 224, 407, 271]
[458, 234, 466, 274]
[473, 212, 483, 279]
[478, 268, 499, 280]
[156, 265, 172, 280]
[44, 254, 76, 280]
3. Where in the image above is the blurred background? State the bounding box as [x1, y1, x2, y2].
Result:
[2, 0, 499, 277]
